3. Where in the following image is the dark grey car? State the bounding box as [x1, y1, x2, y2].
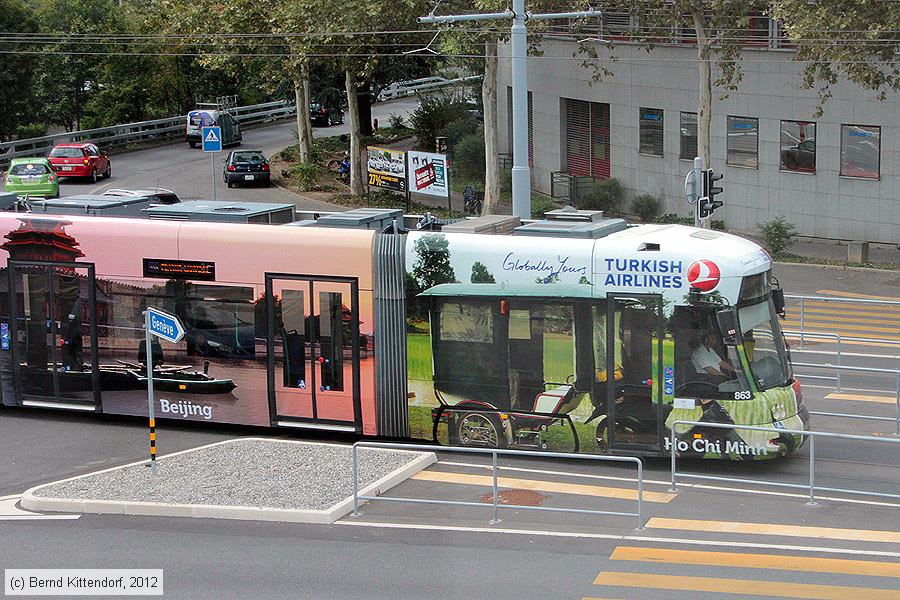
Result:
[223, 150, 271, 188]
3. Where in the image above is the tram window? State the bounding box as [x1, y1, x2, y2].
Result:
[181, 284, 255, 358]
[540, 304, 575, 383]
[280, 289, 306, 389]
[439, 303, 492, 343]
[508, 309, 531, 340]
[592, 305, 622, 382]
[318, 291, 344, 392]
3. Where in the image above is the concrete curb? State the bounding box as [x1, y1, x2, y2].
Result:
[21, 437, 437, 524]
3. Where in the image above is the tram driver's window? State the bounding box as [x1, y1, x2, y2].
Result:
[182, 284, 255, 359]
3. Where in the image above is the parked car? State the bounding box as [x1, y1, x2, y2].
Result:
[3, 158, 59, 197]
[780, 139, 816, 172]
[186, 109, 242, 148]
[310, 102, 344, 127]
[223, 149, 270, 188]
[48, 142, 111, 182]
[102, 188, 181, 205]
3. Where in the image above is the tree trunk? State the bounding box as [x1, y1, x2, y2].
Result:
[293, 79, 311, 163]
[481, 37, 501, 216]
[300, 62, 314, 157]
[345, 69, 366, 195]
[692, 10, 712, 168]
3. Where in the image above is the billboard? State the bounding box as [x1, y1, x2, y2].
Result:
[407, 151, 449, 198]
[367, 146, 407, 192]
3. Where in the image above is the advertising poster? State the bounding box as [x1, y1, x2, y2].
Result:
[407, 151, 449, 198]
[367, 147, 407, 193]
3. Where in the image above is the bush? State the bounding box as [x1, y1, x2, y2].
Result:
[579, 178, 623, 212]
[710, 219, 726, 231]
[757, 216, 797, 259]
[409, 94, 470, 150]
[276, 145, 300, 162]
[388, 113, 406, 130]
[289, 162, 325, 191]
[655, 213, 693, 225]
[440, 114, 481, 151]
[631, 194, 659, 221]
[453, 132, 486, 180]
[531, 195, 557, 219]
[15, 123, 47, 140]
[369, 189, 405, 208]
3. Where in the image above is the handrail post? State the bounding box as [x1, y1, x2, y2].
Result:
[799, 298, 805, 348]
[636, 459, 645, 531]
[351, 444, 360, 516]
[895, 371, 900, 436]
[669, 426, 678, 492]
[836, 335, 842, 391]
[490, 451, 501, 525]
[807, 435, 817, 506]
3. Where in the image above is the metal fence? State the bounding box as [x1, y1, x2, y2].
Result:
[785, 294, 900, 350]
[350, 441, 646, 530]
[669, 420, 900, 505]
[792, 361, 900, 433]
[0, 100, 296, 167]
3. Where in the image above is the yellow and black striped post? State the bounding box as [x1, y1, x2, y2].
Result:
[149, 417, 157, 475]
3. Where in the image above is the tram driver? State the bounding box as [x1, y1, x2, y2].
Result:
[691, 330, 737, 382]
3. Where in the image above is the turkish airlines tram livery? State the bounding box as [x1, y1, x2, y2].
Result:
[0, 209, 808, 460]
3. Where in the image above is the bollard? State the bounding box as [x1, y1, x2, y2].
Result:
[807, 436, 817, 506]
[351, 445, 360, 516]
[490, 451, 501, 525]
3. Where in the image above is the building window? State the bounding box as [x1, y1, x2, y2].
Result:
[563, 98, 611, 179]
[726, 116, 759, 168]
[780, 120, 816, 173]
[679, 112, 697, 160]
[639, 108, 664, 157]
[840, 125, 880, 179]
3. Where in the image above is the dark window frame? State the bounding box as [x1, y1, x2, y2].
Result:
[638, 107, 664, 157]
[840, 124, 881, 180]
[779, 120, 817, 174]
[679, 112, 697, 160]
[726, 115, 759, 169]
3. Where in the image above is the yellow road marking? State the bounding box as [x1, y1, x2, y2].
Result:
[646, 518, 900, 544]
[826, 392, 898, 404]
[784, 336, 900, 349]
[781, 321, 900, 337]
[591, 572, 900, 599]
[818, 290, 900, 302]
[410, 470, 676, 503]
[789, 306, 900, 319]
[610, 546, 900, 578]
[785, 310, 900, 324]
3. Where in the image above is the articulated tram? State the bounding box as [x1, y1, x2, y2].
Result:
[0, 207, 808, 459]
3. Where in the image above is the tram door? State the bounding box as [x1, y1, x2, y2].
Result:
[265, 275, 361, 433]
[8, 261, 100, 410]
[606, 294, 663, 452]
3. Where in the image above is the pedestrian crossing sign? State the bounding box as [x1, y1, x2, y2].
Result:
[201, 126, 222, 152]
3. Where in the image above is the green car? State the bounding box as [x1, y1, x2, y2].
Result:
[3, 157, 59, 198]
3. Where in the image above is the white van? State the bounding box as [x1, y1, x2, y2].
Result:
[185, 109, 242, 149]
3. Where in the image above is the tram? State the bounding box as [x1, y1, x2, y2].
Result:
[0, 207, 807, 459]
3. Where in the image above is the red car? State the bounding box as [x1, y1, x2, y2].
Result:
[48, 142, 111, 182]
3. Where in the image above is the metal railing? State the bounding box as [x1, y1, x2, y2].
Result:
[785, 294, 900, 350]
[0, 101, 296, 167]
[670, 420, 900, 505]
[350, 441, 646, 530]
[793, 361, 900, 433]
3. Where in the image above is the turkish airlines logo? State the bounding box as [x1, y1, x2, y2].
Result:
[687, 260, 720, 292]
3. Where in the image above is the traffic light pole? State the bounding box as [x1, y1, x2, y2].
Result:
[693, 156, 703, 228]
[420, 4, 598, 220]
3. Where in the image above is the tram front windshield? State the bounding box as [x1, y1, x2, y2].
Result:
[737, 299, 792, 390]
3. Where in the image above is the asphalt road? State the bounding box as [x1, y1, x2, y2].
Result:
[56, 98, 420, 210]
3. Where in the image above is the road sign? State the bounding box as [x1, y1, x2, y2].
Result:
[146, 307, 184, 343]
[201, 126, 222, 153]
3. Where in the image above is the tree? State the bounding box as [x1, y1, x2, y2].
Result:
[597, 1, 767, 166]
[413, 234, 456, 290]
[773, 0, 900, 113]
[470, 261, 496, 283]
[0, 0, 40, 140]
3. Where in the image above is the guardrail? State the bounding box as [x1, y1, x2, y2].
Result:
[785, 330, 900, 384]
[785, 294, 900, 349]
[376, 75, 483, 101]
[793, 361, 900, 433]
[350, 441, 646, 530]
[670, 420, 900, 505]
[0, 101, 296, 167]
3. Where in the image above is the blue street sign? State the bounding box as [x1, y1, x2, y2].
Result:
[146, 307, 185, 343]
[201, 126, 222, 152]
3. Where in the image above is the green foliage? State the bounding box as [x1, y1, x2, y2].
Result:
[579, 178, 623, 212]
[631, 194, 659, 221]
[470, 261, 496, 284]
[710, 219, 727, 231]
[14, 123, 47, 140]
[409, 94, 471, 150]
[655, 213, 694, 225]
[453, 133, 486, 181]
[387, 113, 406, 129]
[531, 195, 557, 219]
[440, 114, 481, 151]
[368, 189, 404, 208]
[412, 234, 456, 291]
[757, 217, 798, 260]
[289, 162, 325, 191]
[0, 0, 39, 141]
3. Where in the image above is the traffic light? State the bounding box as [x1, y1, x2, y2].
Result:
[697, 168, 724, 219]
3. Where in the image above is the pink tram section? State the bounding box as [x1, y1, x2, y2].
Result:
[0, 213, 379, 435]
